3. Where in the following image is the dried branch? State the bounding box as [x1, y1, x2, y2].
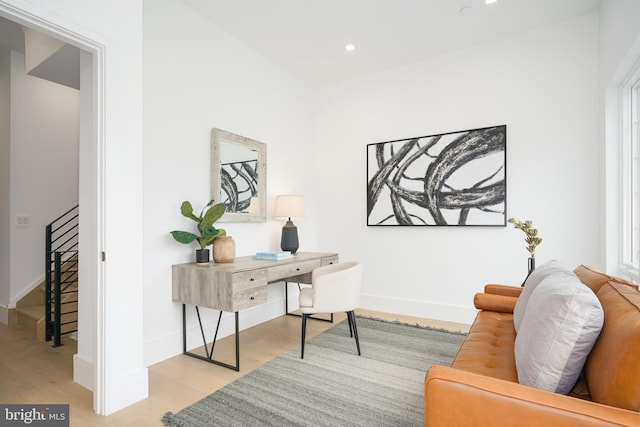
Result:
[508, 218, 542, 258]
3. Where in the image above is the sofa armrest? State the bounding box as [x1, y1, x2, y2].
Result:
[484, 284, 523, 297]
[424, 365, 640, 426]
[474, 293, 518, 313]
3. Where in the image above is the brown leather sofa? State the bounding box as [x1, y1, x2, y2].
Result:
[424, 265, 640, 426]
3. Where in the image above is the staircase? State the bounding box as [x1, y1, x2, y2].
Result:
[15, 257, 78, 343]
[16, 205, 79, 346]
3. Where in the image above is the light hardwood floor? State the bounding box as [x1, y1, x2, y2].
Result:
[0, 309, 469, 426]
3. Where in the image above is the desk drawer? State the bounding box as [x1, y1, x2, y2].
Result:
[229, 269, 267, 311]
[268, 259, 321, 283]
[230, 269, 267, 291]
[233, 286, 268, 311]
[286, 256, 340, 283]
[321, 255, 339, 266]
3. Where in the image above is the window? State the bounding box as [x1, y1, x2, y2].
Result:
[620, 63, 640, 277]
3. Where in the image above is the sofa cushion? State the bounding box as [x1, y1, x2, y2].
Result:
[450, 310, 518, 383]
[513, 260, 575, 332]
[515, 273, 604, 394]
[573, 264, 637, 293]
[585, 282, 640, 411]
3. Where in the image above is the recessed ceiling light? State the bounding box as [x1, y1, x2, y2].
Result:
[345, 43, 356, 52]
[485, 0, 497, 4]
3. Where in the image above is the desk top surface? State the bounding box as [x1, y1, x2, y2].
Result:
[172, 251, 339, 273]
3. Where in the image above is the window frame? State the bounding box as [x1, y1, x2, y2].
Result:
[619, 63, 640, 279]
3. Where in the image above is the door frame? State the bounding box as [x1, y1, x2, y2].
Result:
[0, 0, 107, 413]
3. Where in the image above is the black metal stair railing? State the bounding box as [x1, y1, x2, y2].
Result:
[45, 205, 79, 347]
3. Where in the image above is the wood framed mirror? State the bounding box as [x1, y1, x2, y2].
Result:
[211, 128, 267, 223]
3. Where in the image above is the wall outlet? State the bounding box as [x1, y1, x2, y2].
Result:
[15, 215, 30, 227]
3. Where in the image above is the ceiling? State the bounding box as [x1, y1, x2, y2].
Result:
[1, 1, 601, 87]
[178, 0, 601, 86]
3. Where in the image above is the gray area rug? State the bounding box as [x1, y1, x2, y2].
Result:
[162, 317, 465, 427]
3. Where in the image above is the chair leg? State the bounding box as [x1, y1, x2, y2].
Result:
[347, 311, 354, 337]
[301, 313, 308, 359]
[347, 311, 361, 356]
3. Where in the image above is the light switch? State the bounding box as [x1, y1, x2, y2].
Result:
[16, 215, 30, 227]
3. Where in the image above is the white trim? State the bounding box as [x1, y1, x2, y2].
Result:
[360, 293, 477, 325]
[614, 38, 640, 282]
[72, 353, 93, 391]
[607, 32, 640, 279]
[90, 32, 107, 418]
[0, 304, 9, 324]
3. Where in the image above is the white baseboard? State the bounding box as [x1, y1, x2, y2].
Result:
[359, 293, 477, 325]
[74, 354, 149, 415]
[0, 304, 17, 325]
[103, 367, 149, 416]
[73, 353, 94, 391]
[74, 351, 149, 415]
[0, 305, 8, 325]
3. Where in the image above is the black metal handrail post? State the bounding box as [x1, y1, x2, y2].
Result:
[45, 224, 53, 342]
[53, 252, 63, 347]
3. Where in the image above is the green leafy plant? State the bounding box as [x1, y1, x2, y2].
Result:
[170, 200, 226, 250]
[508, 217, 542, 258]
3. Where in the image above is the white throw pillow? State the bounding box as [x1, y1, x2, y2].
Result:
[515, 274, 604, 394]
[513, 260, 574, 332]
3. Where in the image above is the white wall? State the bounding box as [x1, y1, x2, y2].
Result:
[314, 13, 601, 324]
[142, 0, 317, 366]
[9, 50, 79, 305]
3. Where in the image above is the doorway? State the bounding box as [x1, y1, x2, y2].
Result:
[0, 4, 103, 413]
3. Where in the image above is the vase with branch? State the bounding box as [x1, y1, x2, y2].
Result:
[508, 217, 542, 286]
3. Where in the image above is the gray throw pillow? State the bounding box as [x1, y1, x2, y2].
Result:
[513, 259, 574, 332]
[515, 274, 604, 394]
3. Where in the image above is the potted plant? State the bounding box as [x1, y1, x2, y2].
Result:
[170, 200, 226, 264]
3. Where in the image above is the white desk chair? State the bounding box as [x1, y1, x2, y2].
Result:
[299, 261, 363, 359]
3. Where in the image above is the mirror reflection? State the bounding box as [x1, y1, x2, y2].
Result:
[211, 128, 267, 223]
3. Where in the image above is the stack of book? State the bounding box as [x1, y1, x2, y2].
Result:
[253, 251, 293, 261]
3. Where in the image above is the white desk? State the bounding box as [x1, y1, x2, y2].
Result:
[172, 252, 339, 370]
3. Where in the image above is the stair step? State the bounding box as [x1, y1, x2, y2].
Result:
[16, 304, 43, 320]
[16, 305, 46, 342]
[15, 284, 45, 308]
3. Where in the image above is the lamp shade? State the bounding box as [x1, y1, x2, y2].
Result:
[274, 195, 306, 219]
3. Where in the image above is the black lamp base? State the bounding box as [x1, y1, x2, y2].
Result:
[281, 220, 299, 254]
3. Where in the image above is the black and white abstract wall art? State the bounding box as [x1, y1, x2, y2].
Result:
[221, 159, 259, 213]
[367, 125, 506, 226]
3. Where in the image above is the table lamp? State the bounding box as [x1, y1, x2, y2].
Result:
[274, 195, 305, 254]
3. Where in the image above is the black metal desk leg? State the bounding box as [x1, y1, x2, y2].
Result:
[182, 304, 240, 371]
[182, 304, 187, 353]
